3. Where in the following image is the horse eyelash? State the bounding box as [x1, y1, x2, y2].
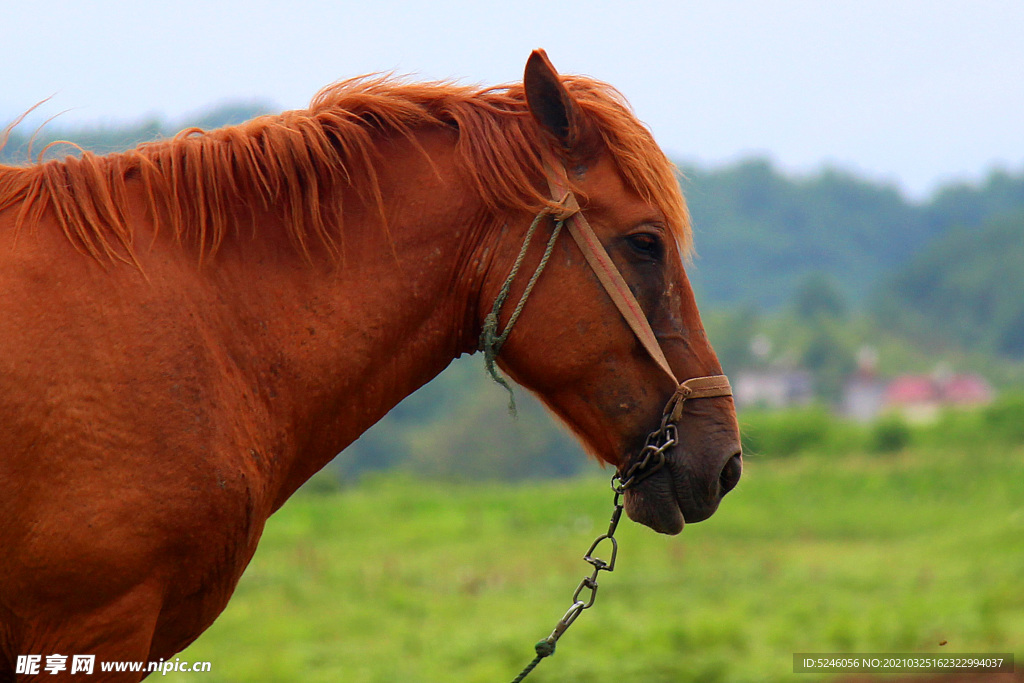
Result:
[626, 232, 664, 260]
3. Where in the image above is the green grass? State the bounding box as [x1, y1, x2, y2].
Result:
[167, 445, 1024, 682]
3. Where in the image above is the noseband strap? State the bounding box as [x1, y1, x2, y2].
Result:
[667, 375, 734, 422]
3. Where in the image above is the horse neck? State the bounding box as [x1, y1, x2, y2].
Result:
[213, 132, 497, 506]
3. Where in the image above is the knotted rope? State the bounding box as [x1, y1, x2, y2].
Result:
[479, 203, 573, 414]
[509, 639, 557, 683]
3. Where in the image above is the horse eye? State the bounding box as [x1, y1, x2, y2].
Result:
[626, 232, 664, 259]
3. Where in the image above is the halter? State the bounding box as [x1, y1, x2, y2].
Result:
[480, 165, 732, 488]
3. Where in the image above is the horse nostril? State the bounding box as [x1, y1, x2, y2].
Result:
[719, 453, 742, 496]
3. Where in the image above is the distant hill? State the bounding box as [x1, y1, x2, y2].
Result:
[872, 212, 1024, 359]
[681, 159, 1024, 309]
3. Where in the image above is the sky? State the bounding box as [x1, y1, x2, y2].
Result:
[3, 0, 1023, 199]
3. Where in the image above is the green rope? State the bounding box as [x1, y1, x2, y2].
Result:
[510, 639, 556, 683]
[480, 211, 565, 415]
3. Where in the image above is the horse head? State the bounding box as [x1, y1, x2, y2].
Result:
[483, 50, 741, 534]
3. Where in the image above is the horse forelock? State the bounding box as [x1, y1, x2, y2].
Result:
[0, 73, 690, 263]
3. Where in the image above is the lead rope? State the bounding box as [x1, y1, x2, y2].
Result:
[508, 409, 680, 683]
[510, 476, 627, 683]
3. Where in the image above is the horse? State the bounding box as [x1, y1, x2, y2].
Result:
[0, 50, 741, 679]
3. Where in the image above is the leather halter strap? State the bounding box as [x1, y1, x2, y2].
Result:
[545, 169, 732, 421]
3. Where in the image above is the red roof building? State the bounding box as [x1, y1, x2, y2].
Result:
[882, 372, 994, 422]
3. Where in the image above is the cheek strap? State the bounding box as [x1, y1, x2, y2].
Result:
[547, 179, 732, 419]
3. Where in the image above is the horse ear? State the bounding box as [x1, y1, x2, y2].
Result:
[524, 49, 581, 150]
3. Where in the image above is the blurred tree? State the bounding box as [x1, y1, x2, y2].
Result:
[703, 306, 761, 372]
[792, 272, 848, 321]
[684, 159, 1024, 312]
[872, 213, 1024, 359]
[683, 158, 927, 309]
[332, 356, 588, 482]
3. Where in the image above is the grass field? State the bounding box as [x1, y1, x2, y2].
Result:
[167, 443, 1024, 682]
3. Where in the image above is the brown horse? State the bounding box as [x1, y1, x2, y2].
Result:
[0, 51, 740, 679]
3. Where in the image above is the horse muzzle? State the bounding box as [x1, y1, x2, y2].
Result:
[622, 441, 742, 535]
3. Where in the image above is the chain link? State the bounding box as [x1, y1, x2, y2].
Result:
[541, 486, 625, 643]
[612, 421, 678, 493]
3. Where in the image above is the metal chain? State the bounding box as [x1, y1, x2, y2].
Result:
[612, 419, 678, 493]
[508, 420, 678, 682]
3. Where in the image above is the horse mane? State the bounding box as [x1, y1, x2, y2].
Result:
[0, 74, 690, 263]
